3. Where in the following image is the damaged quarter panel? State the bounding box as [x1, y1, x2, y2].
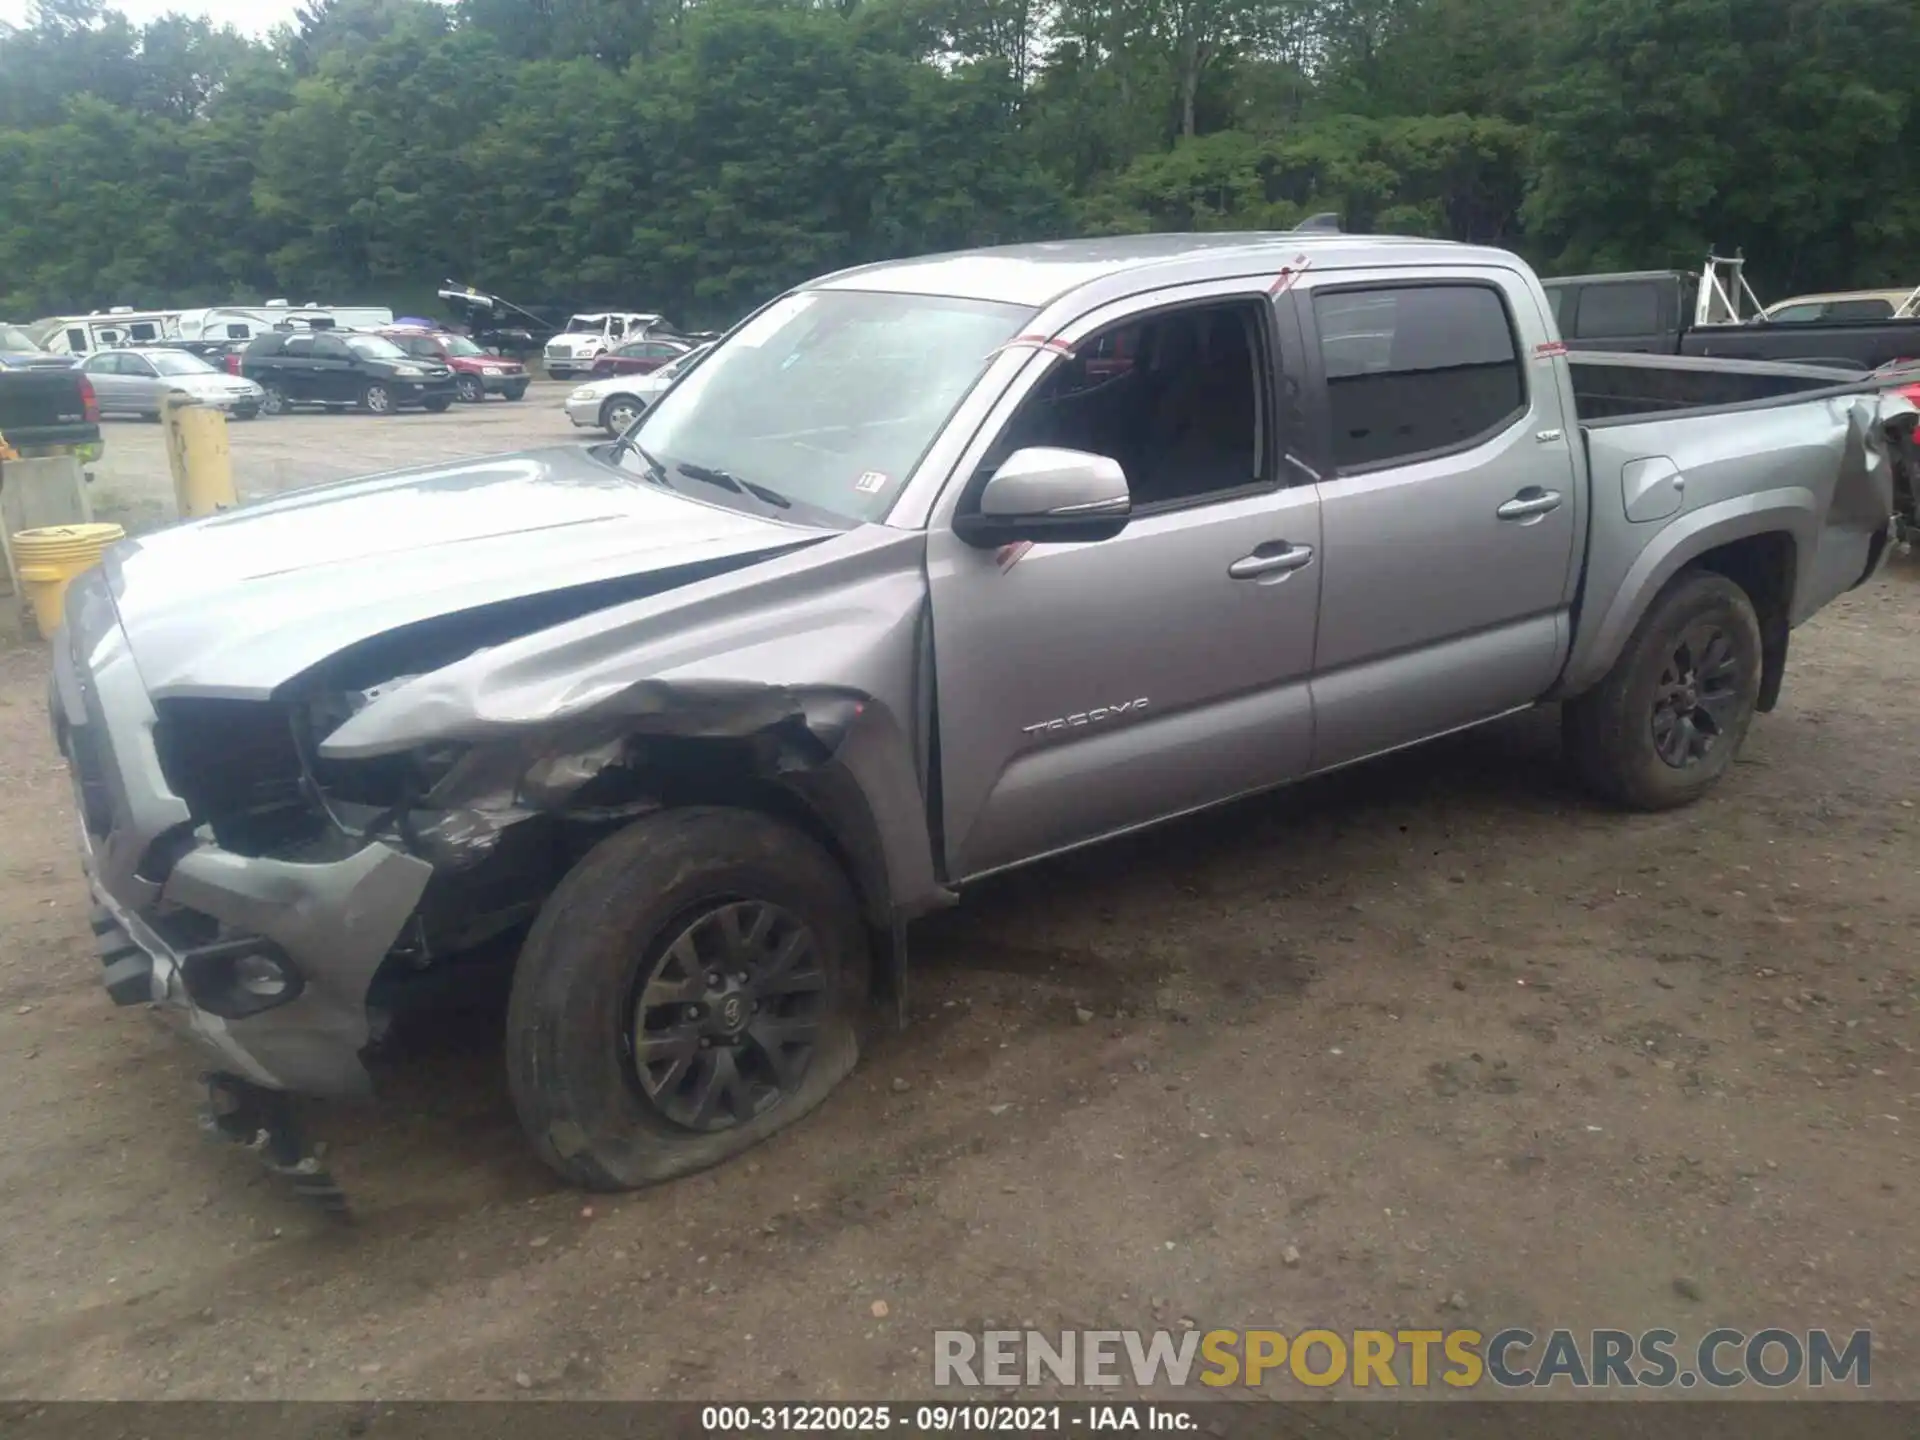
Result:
[1560, 387, 1900, 697]
[317, 524, 944, 928]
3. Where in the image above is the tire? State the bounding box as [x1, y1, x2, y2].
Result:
[423, 396, 453, 413]
[455, 375, 485, 404]
[503, 383, 528, 402]
[1562, 570, 1763, 811]
[231, 407, 259, 422]
[360, 382, 394, 415]
[259, 383, 288, 417]
[506, 807, 869, 1191]
[599, 394, 644, 435]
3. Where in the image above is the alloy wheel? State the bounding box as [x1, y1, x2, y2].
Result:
[1650, 621, 1743, 769]
[627, 900, 826, 1133]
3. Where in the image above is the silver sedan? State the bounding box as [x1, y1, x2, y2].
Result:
[78, 347, 267, 420]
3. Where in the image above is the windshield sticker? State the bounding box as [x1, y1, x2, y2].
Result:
[854, 470, 890, 494]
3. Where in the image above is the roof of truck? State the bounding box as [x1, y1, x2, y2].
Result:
[809, 232, 1522, 308]
[1538, 270, 1687, 286]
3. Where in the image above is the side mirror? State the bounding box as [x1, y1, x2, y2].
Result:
[952, 447, 1132, 549]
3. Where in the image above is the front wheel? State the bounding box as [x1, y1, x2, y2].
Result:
[455, 375, 485, 404]
[502, 382, 528, 402]
[423, 396, 453, 413]
[1563, 570, 1763, 810]
[599, 395, 644, 435]
[505, 807, 869, 1190]
[360, 382, 394, 415]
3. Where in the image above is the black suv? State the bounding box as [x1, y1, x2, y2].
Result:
[241, 331, 458, 416]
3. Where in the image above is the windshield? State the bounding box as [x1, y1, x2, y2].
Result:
[148, 351, 217, 376]
[346, 335, 408, 360]
[629, 290, 1032, 524]
[442, 335, 486, 357]
[0, 324, 40, 354]
[563, 315, 604, 334]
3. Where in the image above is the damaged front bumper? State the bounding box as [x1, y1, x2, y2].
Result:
[53, 582, 432, 1101]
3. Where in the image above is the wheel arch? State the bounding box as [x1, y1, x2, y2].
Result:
[1559, 494, 1812, 703]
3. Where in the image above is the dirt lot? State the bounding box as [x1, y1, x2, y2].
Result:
[80, 382, 583, 532]
[0, 405, 1913, 1400]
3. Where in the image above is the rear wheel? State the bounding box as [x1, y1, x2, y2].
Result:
[505, 807, 868, 1190]
[259, 383, 289, 416]
[599, 395, 644, 435]
[455, 375, 485, 404]
[360, 382, 394, 415]
[1563, 571, 1763, 810]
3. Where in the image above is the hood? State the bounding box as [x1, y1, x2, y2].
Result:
[101, 446, 834, 700]
[573, 371, 672, 398]
[446, 354, 521, 373]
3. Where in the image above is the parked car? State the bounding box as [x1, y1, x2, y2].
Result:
[153, 337, 251, 371]
[0, 363, 97, 448]
[1541, 258, 1920, 368]
[240, 330, 457, 415]
[0, 322, 77, 370]
[589, 337, 693, 377]
[78, 347, 266, 421]
[379, 326, 530, 404]
[566, 344, 712, 435]
[50, 233, 1908, 1200]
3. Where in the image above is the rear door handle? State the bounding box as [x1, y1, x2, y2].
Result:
[1497, 488, 1564, 522]
[1229, 544, 1314, 580]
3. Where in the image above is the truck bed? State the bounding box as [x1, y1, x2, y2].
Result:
[1567, 352, 1866, 423]
[1683, 316, 1920, 371]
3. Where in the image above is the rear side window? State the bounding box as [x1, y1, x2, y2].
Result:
[1313, 284, 1525, 471]
[1574, 283, 1660, 339]
[1825, 298, 1894, 322]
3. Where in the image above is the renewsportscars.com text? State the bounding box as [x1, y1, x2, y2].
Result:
[933, 1327, 1871, 1390]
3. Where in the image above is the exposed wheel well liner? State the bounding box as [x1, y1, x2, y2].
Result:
[1682, 531, 1794, 712]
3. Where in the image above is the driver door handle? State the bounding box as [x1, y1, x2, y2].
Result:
[1497, 487, 1564, 521]
[1229, 543, 1315, 580]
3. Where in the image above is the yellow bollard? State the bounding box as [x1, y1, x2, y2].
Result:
[12, 523, 125, 639]
[162, 395, 237, 519]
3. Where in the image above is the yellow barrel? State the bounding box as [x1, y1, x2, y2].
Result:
[13, 523, 125, 640]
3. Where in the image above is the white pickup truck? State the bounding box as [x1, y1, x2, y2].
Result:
[51, 232, 1908, 1199]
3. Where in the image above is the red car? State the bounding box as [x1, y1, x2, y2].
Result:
[378, 326, 530, 403]
[590, 337, 693, 377]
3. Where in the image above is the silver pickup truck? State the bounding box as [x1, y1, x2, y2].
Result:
[50, 234, 1907, 1194]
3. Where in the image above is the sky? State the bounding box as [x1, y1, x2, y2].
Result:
[0, 0, 307, 35]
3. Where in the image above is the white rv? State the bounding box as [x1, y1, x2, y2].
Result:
[175, 301, 396, 344]
[31, 301, 397, 356]
[32, 308, 182, 356]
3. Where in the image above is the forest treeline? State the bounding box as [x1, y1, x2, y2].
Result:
[2, 0, 1916, 326]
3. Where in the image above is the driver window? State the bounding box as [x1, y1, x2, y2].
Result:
[311, 336, 349, 360]
[121, 354, 156, 376]
[982, 299, 1270, 511]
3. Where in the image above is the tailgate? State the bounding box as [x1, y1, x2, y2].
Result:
[0, 368, 99, 448]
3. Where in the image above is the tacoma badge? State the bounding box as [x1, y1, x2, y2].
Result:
[1022, 698, 1150, 738]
